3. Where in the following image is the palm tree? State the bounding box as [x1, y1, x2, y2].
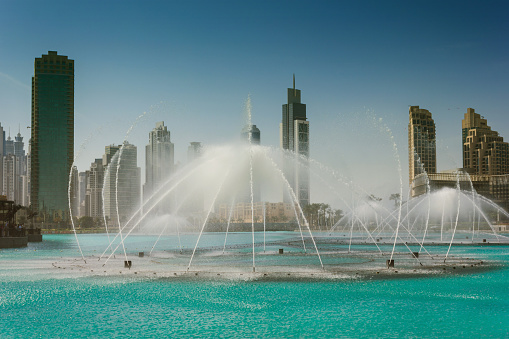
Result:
[318, 203, 329, 229]
[389, 193, 401, 209]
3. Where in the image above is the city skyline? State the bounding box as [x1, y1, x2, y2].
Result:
[1, 1, 508, 199]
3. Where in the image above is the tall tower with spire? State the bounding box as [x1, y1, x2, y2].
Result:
[0, 123, 5, 157]
[5, 129, 14, 155]
[280, 75, 310, 207]
[14, 127, 25, 158]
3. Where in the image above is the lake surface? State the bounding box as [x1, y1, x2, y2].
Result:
[1, 234, 508, 338]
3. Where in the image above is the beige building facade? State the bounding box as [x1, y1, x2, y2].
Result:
[408, 106, 436, 185]
[462, 108, 509, 176]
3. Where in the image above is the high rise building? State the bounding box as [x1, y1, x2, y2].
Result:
[408, 106, 437, 185]
[241, 125, 260, 145]
[25, 139, 31, 207]
[462, 108, 509, 175]
[69, 166, 79, 218]
[102, 142, 141, 225]
[0, 122, 5, 157]
[280, 75, 309, 206]
[187, 142, 202, 163]
[0, 123, 4, 195]
[31, 51, 74, 222]
[240, 125, 261, 202]
[14, 129, 27, 205]
[183, 142, 204, 219]
[1, 128, 28, 205]
[85, 159, 104, 219]
[411, 108, 509, 210]
[14, 129, 25, 158]
[144, 122, 174, 202]
[77, 171, 88, 217]
[2, 154, 16, 201]
[5, 133, 14, 155]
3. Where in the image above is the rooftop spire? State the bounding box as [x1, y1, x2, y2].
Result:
[293, 73, 296, 96]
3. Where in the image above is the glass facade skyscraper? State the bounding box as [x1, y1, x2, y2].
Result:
[280, 75, 309, 207]
[103, 142, 141, 225]
[144, 122, 174, 201]
[31, 51, 74, 221]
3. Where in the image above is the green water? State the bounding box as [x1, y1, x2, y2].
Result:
[1, 234, 508, 338]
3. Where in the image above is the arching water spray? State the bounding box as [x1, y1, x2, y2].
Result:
[102, 154, 114, 246]
[413, 151, 431, 254]
[222, 196, 237, 254]
[369, 115, 403, 263]
[149, 192, 191, 255]
[187, 169, 232, 272]
[348, 190, 354, 253]
[67, 130, 101, 263]
[464, 172, 477, 242]
[99, 153, 219, 264]
[263, 150, 324, 269]
[263, 202, 266, 253]
[445, 172, 462, 261]
[114, 112, 149, 262]
[245, 94, 256, 272]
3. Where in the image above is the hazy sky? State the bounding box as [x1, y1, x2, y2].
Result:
[1, 0, 508, 200]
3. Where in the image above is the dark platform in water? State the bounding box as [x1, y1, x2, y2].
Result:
[0, 237, 28, 249]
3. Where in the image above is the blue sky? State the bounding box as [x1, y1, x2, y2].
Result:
[1, 0, 508, 199]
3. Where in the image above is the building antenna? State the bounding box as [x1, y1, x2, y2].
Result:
[293, 73, 296, 96]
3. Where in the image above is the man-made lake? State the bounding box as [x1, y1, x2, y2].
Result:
[1, 234, 507, 338]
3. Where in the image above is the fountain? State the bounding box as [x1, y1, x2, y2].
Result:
[62, 102, 509, 280]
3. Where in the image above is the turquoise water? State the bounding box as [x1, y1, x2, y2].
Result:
[1, 234, 508, 338]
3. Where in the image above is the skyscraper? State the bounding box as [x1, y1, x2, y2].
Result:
[78, 171, 88, 217]
[14, 129, 27, 205]
[183, 142, 204, 219]
[14, 129, 25, 157]
[0, 122, 5, 157]
[0, 123, 4, 196]
[5, 133, 14, 155]
[1, 128, 28, 205]
[103, 142, 141, 225]
[240, 125, 261, 203]
[280, 75, 309, 206]
[462, 108, 509, 175]
[408, 106, 436, 185]
[69, 166, 79, 218]
[2, 154, 16, 201]
[31, 51, 74, 221]
[85, 159, 104, 219]
[144, 122, 174, 202]
[241, 125, 260, 145]
[187, 142, 202, 163]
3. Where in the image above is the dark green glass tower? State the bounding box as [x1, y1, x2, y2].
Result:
[31, 51, 74, 222]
